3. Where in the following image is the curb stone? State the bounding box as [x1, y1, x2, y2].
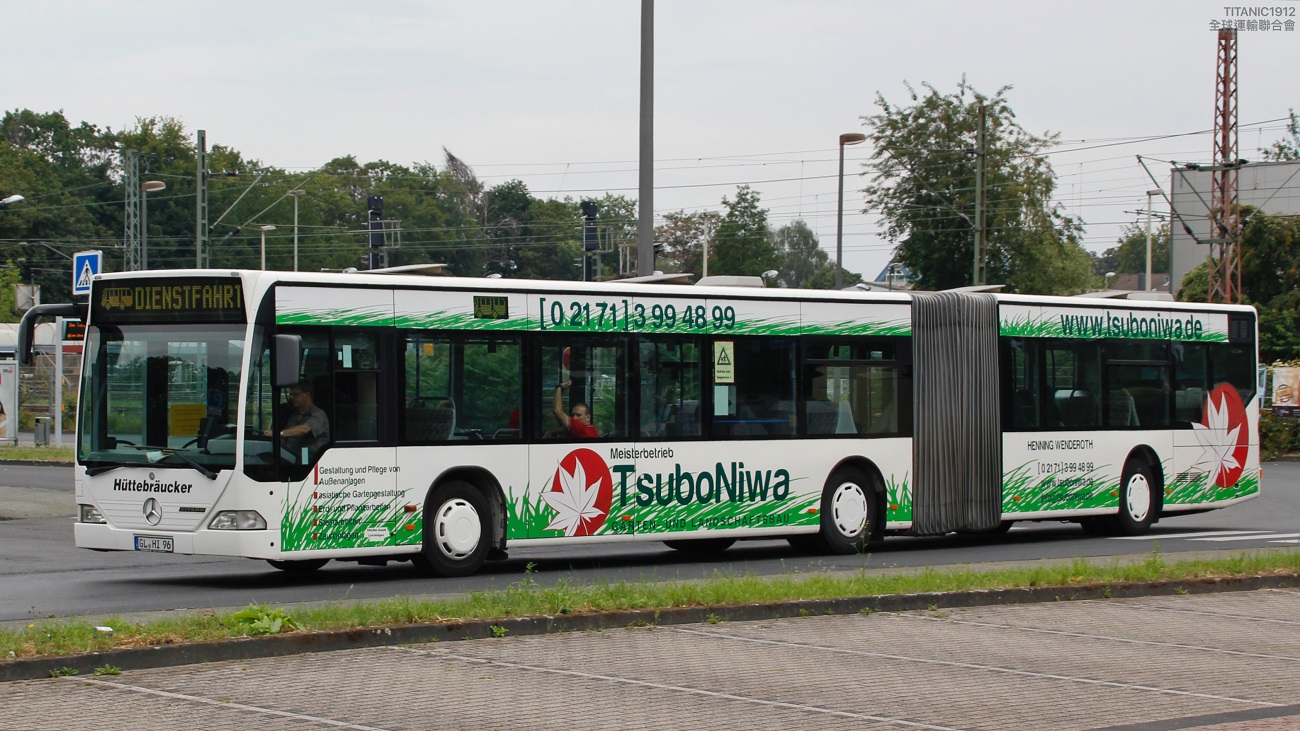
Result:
[4, 572, 1297, 683]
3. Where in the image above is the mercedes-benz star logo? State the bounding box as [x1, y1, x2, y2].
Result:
[143, 498, 162, 526]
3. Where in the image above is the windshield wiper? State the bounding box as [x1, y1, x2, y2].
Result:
[119, 444, 219, 480]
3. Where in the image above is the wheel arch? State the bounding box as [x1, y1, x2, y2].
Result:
[425, 466, 508, 555]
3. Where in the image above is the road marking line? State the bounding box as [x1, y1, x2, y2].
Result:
[1195, 533, 1300, 542]
[1110, 530, 1268, 541]
[669, 627, 1281, 708]
[76, 678, 394, 731]
[390, 646, 962, 730]
[1081, 601, 1300, 626]
[897, 613, 1300, 662]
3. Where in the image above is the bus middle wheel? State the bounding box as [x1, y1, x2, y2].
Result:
[414, 480, 490, 578]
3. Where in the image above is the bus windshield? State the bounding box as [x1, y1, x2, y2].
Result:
[77, 323, 246, 473]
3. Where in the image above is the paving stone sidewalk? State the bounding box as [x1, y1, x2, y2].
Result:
[3, 588, 1298, 731]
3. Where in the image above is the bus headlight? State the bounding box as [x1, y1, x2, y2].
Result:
[78, 504, 106, 524]
[209, 511, 267, 530]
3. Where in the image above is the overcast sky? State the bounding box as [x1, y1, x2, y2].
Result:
[5, 0, 1299, 279]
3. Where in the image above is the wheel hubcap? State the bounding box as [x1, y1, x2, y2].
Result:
[1126, 473, 1151, 523]
[830, 482, 868, 538]
[434, 498, 480, 559]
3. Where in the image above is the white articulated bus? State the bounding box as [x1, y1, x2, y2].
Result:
[20, 270, 1259, 576]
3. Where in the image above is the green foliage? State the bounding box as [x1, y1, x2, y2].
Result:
[712, 186, 777, 277]
[1096, 223, 1170, 278]
[93, 664, 121, 676]
[489, 625, 509, 638]
[1261, 109, 1299, 162]
[1177, 207, 1300, 362]
[864, 79, 1094, 294]
[771, 219, 861, 289]
[654, 210, 719, 277]
[227, 604, 300, 636]
[48, 667, 79, 677]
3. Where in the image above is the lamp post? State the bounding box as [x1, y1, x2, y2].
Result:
[259, 225, 277, 270]
[141, 181, 166, 270]
[1145, 189, 1160, 292]
[836, 132, 867, 290]
[0, 194, 24, 205]
[287, 189, 305, 272]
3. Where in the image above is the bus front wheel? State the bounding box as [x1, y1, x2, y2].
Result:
[815, 467, 880, 554]
[414, 481, 490, 578]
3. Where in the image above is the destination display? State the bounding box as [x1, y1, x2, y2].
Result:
[92, 277, 246, 324]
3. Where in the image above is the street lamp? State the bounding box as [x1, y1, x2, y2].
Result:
[836, 132, 867, 290]
[0, 194, 24, 205]
[1145, 189, 1161, 292]
[287, 189, 306, 271]
[259, 225, 277, 270]
[141, 181, 167, 270]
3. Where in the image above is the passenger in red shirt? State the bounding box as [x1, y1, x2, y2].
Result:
[552, 380, 598, 438]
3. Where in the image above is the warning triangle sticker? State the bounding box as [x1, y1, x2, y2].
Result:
[76, 261, 94, 289]
[715, 349, 731, 365]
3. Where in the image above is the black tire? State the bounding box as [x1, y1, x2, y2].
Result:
[413, 481, 491, 578]
[1108, 461, 1158, 536]
[814, 467, 880, 554]
[662, 538, 736, 553]
[266, 558, 328, 573]
[958, 520, 1015, 536]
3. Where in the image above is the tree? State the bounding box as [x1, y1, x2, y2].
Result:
[1177, 206, 1300, 362]
[712, 186, 777, 277]
[654, 210, 718, 277]
[770, 219, 861, 289]
[1262, 109, 1299, 162]
[864, 79, 1095, 294]
[1095, 222, 1170, 278]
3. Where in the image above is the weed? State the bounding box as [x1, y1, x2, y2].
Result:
[1174, 587, 1189, 595]
[228, 605, 299, 636]
[705, 613, 723, 625]
[49, 667, 78, 677]
[93, 665, 121, 676]
[489, 625, 509, 638]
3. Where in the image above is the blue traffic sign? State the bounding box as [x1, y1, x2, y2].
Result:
[72, 250, 102, 296]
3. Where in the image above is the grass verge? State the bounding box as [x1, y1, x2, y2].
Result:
[0, 446, 73, 463]
[3, 549, 1297, 662]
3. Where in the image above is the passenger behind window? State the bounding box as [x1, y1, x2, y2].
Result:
[552, 380, 598, 438]
[1109, 388, 1139, 427]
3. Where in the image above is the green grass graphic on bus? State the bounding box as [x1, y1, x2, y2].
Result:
[1000, 311, 1227, 342]
[281, 489, 421, 552]
[276, 306, 394, 327]
[1001, 463, 1117, 513]
[280, 306, 910, 337]
[1166, 469, 1259, 505]
[885, 474, 913, 523]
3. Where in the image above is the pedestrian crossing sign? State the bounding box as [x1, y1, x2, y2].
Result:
[72, 250, 102, 296]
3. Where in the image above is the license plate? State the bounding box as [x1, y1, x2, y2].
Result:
[134, 535, 174, 553]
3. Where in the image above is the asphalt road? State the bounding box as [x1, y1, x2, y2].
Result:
[0, 461, 1296, 625]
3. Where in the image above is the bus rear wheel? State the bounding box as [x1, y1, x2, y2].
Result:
[414, 481, 490, 578]
[663, 538, 736, 553]
[1109, 462, 1158, 536]
[266, 558, 328, 573]
[814, 467, 880, 554]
